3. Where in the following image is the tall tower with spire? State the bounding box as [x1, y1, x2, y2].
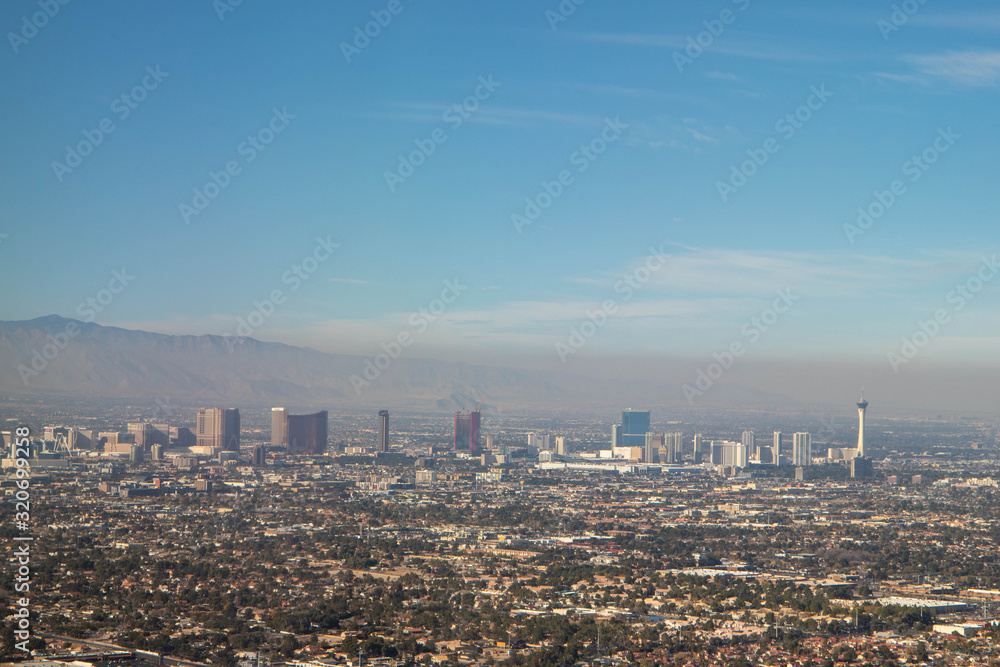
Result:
[856, 394, 868, 458]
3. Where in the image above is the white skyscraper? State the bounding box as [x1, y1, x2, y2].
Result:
[857, 396, 868, 458]
[693, 434, 704, 462]
[645, 432, 660, 464]
[742, 430, 755, 463]
[793, 432, 812, 467]
[667, 432, 683, 463]
[527, 432, 551, 451]
[772, 431, 782, 465]
[710, 440, 747, 468]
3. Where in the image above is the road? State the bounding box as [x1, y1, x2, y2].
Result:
[38, 633, 211, 667]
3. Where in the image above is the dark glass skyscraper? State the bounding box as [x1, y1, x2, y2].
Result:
[377, 410, 389, 453]
[454, 411, 481, 453]
[286, 410, 328, 455]
[620, 409, 650, 449]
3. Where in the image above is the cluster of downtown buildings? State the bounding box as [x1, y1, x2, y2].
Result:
[448, 397, 874, 478]
[601, 401, 873, 478]
[1, 407, 324, 468]
[3, 397, 873, 481]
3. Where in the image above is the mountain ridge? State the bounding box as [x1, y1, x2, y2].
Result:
[0, 315, 795, 412]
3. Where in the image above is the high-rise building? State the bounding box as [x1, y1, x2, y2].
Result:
[621, 409, 651, 449]
[793, 432, 812, 467]
[555, 436, 567, 456]
[693, 434, 704, 463]
[151, 444, 164, 461]
[67, 428, 96, 450]
[851, 456, 873, 479]
[857, 395, 868, 458]
[100, 431, 135, 454]
[197, 408, 240, 451]
[252, 445, 265, 465]
[130, 444, 144, 464]
[169, 426, 195, 448]
[611, 424, 621, 447]
[741, 430, 755, 458]
[711, 440, 724, 465]
[377, 410, 390, 453]
[271, 408, 288, 448]
[645, 433, 663, 464]
[663, 432, 683, 463]
[710, 440, 746, 468]
[454, 411, 481, 453]
[286, 411, 328, 455]
[526, 432, 551, 451]
[772, 431, 782, 465]
[129, 422, 151, 448]
[128, 423, 169, 448]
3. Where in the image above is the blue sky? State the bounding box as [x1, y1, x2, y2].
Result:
[2, 0, 999, 377]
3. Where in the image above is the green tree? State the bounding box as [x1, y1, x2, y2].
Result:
[280, 634, 299, 658]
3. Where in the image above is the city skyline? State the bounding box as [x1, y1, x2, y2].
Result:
[5, 3, 1000, 664]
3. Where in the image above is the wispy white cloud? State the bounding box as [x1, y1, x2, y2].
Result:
[340, 103, 605, 127]
[108, 248, 997, 362]
[565, 33, 687, 49]
[685, 127, 719, 144]
[476, 107, 607, 126]
[911, 11, 1000, 31]
[569, 245, 985, 301]
[560, 82, 711, 106]
[330, 278, 373, 286]
[902, 50, 1000, 87]
[561, 32, 828, 63]
[706, 70, 738, 81]
[870, 71, 929, 86]
[626, 117, 725, 152]
[384, 101, 606, 127]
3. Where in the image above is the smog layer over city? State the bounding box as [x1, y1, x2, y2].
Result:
[2, 2, 1000, 667]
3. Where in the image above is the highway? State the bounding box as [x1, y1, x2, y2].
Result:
[38, 633, 211, 667]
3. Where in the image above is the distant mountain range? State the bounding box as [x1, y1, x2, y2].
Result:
[0, 315, 794, 413]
